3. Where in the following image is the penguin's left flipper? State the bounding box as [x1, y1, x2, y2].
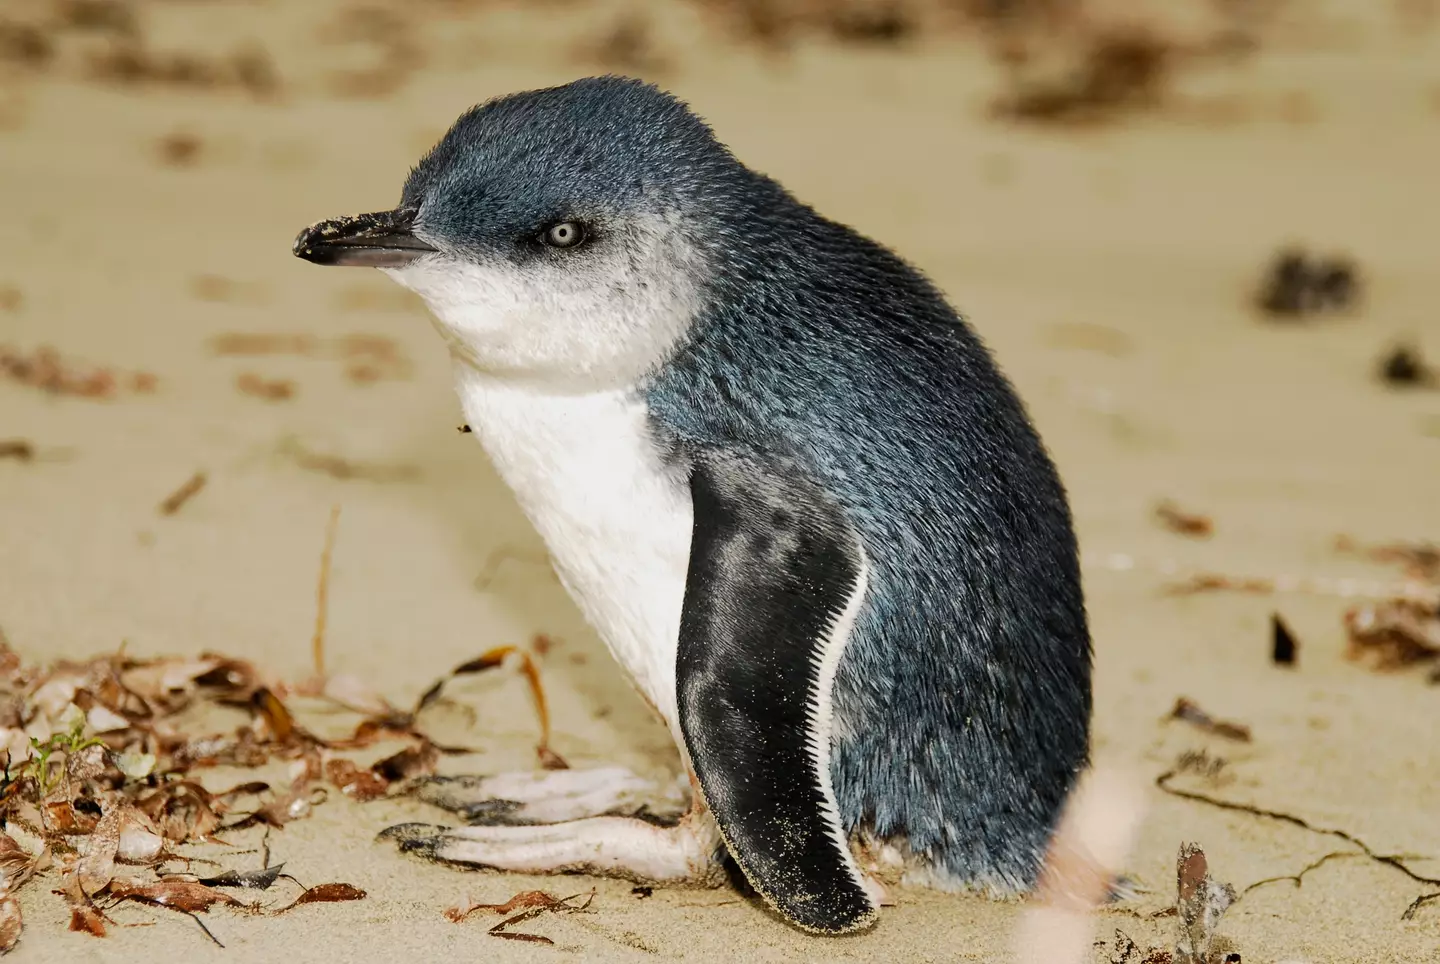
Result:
[677, 448, 878, 935]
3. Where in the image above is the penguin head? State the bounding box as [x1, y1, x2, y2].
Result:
[294, 76, 745, 387]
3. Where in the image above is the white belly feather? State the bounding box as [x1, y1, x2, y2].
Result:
[451, 362, 694, 736]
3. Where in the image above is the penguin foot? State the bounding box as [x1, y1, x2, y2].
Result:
[413, 765, 687, 826]
[377, 812, 726, 885]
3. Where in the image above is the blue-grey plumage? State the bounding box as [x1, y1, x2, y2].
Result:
[645, 170, 1093, 890]
[294, 74, 1091, 931]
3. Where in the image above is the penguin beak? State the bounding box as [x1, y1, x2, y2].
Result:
[292, 208, 438, 268]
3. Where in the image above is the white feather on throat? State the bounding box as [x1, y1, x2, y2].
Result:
[379, 225, 702, 743]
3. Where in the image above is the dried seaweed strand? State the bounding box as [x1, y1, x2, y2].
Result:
[313, 505, 341, 679]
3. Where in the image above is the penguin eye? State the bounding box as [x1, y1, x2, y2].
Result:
[541, 221, 587, 249]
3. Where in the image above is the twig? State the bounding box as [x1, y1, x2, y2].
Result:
[313, 505, 340, 679]
[158, 471, 207, 516]
[1403, 892, 1440, 920]
[183, 909, 224, 948]
[1241, 851, 1359, 896]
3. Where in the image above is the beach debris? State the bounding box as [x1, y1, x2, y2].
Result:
[1343, 598, 1440, 671]
[1, 344, 157, 399]
[156, 131, 202, 167]
[583, 10, 670, 74]
[158, 471, 207, 516]
[1255, 249, 1358, 318]
[1378, 343, 1437, 388]
[0, 440, 34, 462]
[277, 437, 420, 484]
[1334, 535, 1440, 583]
[1158, 756, 1440, 919]
[445, 889, 595, 944]
[1166, 698, 1251, 742]
[630, 885, 653, 899]
[196, 863, 288, 891]
[1175, 843, 1235, 964]
[312, 505, 340, 680]
[271, 882, 366, 914]
[1270, 614, 1298, 666]
[458, 424, 472, 433]
[209, 332, 412, 383]
[1154, 501, 1213, 538]
[992, 27, 1174, 125]
[0, 505, 557, 949]
[695, 0, 916, 48]
[236, 372, 295, 401]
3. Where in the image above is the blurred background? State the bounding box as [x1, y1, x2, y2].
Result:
[2, 1, 1438, 961]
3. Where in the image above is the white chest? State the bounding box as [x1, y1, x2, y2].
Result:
[451, 365, 694, 732]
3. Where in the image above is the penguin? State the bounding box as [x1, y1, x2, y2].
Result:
[292, 75, 1092, 935]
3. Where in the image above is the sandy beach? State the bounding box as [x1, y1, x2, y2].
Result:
[2, 1, 1439, 961]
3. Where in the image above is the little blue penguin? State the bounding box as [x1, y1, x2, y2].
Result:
[292, 75, 1091, 936]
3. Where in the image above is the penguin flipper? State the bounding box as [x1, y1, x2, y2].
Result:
[677, 449, 877, 935]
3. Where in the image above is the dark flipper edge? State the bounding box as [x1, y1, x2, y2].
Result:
[677, 449, 876, 934]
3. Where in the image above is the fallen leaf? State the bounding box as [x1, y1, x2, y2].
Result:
[106, 877, 244, 913]
[1271, 614, 1298, 666]
[326, 758, 389, 801]
[1154, 501, 1213, 538]
[1174, 843, 1235, 964]
[0, 895, 20, 952]
[197, 863, 286, 891]
[76, 806, 124, 893]
[1344, 600, 1440, 669]
[371, 742, 437, 784]
[272, 882, 366, 913]
[1166, 698, 1251, 742]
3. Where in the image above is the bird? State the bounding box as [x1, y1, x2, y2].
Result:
[292, 75, 1092, 936]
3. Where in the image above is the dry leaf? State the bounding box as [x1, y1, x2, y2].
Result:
[273, 882, 366, 913]
[1175, 843, 1235, 963]
[106, 877, 244, 913]
[1167, 698, 1251, 742]
[0, 895, 20, 953]
[76, 806, 124, 893]
[197, 863, 286, 890]
[325, 759, 389, 802]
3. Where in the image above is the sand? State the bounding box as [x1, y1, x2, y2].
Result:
[2, 0, 1438, 961]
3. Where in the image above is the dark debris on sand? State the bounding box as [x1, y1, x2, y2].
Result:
[0, 507, 562, 950]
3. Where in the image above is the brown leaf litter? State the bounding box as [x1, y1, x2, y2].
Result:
[446, 889, 596, 945]
[1100, 842, 1238, 964]
[1377, 343, 1437, 388]
[1166, 698, 1251, 742]
[1, 344, 158, 399]
[1254, 248, 1359, 319]
[1, 0, 279, 97]
[277, 437, 420, 484]
[0, 440, 35, 462]
[209, 331, 413, 384]
[1156, 755, 1440, 920]
[1154, 501, 1214, 538]
[158, 471, 207, 516]
[1159, 529, 1440, 681]
[0, 508, 563, 950]
[236, 372, 296, 401]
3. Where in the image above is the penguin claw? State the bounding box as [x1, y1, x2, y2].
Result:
[411, 766, 684, 825]
[375, 814, 725, 883]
